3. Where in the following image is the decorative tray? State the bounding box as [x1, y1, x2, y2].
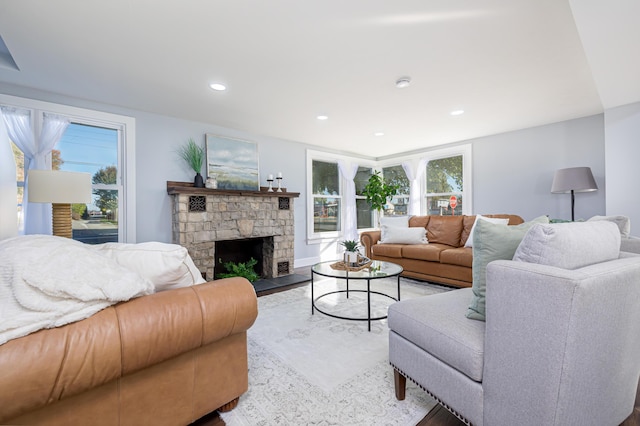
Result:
[330, 257, 372, 272]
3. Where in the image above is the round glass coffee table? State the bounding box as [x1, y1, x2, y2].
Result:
[311, 260, 403, 331]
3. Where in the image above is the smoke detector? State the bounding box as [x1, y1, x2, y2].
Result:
[395, 76, 412, 89]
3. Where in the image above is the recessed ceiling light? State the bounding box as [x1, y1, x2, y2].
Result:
[317, 115, 329, 120]
[450, 109, 465, 116]
[374, 132, 385, 137]
[209, 83, 226, 91]
[395, 76, 411, 89]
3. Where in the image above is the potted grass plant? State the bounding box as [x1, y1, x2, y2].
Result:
[340, 239, 360, 266]
[178, 138, 205, 188]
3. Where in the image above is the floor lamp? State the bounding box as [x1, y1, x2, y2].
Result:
[551, 167, 598, 221]
[27, 170, 92, 238]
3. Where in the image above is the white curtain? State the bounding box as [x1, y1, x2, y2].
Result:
[402, 158, 429, 216]
[1, 109, 70, 235]
[338, 160, 359, 242]
[0, 109, 18, 239]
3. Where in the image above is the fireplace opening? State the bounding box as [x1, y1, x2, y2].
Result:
[215, 237, 273, 279]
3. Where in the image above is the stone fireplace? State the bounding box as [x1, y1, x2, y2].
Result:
[167, 182, 299, 281]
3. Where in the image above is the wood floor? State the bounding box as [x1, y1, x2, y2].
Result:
[190, 402, 462, 426]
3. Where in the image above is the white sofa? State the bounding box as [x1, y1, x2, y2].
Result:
[389, 221, 640, 425]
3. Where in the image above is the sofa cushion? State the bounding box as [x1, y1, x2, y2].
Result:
[372, 243, 404, 258]
[388, 288, 485, 382]
[464, 215, 509, 248]
[402, 244, 447, 262]
[460, 216, 477, 247]
[513, 221, 621, 269]
[440, 247, 473, 268]
[409, 215, 430, 229]
[92, 242, 206, 292]
[427, 216, 464, 247]
[467, 215, 549, 321]
[380, 225, 427, 244]
[380, 215, 410, 227]
[380, 216, 410, 242]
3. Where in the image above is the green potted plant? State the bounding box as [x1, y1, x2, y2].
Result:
[216, 257, 260, 283]
[340, 239, 360, 265]
[361, 170, 400, 222]
[177, 137, 205, 188]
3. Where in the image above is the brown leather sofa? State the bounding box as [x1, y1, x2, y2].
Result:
[360, 214, 524, 287]
[0, 277, 258, 426]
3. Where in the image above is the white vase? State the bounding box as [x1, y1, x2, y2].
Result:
[344, 251, 358, 266]
[205, 177, 218, 189]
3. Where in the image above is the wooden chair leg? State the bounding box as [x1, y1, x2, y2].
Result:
[394, 368, 406, 400]
[217, 397, 240, 412]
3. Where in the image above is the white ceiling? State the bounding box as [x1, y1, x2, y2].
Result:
[0, 0, 638, 158]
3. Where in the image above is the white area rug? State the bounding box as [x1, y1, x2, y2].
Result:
[220, 277, 450, 425]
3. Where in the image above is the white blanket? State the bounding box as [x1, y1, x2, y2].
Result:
[0, 235, 155, 345]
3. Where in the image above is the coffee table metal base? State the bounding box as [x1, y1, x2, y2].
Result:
[313, 289, 398, 322]
[310, 260, 402, 332]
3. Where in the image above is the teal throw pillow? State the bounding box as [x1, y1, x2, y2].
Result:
[466, 215, 549, 321]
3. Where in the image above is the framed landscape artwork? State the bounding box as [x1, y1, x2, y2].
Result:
[205, 134, 260, 191]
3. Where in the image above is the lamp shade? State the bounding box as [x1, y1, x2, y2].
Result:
[28, 170, 92, 204]
[551, 167, 598, 194]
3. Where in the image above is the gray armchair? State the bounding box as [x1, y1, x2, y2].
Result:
[389, 221, 640, 425]
[621, 236, 640, 255]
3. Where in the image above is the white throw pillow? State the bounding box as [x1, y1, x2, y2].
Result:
[380, 216, 410, 242]
[379, 225, 428, 244]
[513, 221, 621, 269]
[465, 215, 509, 248]
[91, 242, 206, 291]
[587, 215, 631, 238]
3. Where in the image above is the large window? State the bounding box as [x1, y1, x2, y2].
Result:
[426, 155, 464, 216]
[54, 123, 120, 243]
[1, 94, 136, 242]
[311, 160, 341, 233]
[306, 145, 471, 242]
[382, 165, 410, 216]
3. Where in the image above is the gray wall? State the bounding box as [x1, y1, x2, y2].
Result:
[134, 112, 313, 260]
[2, 83, 619, 266]
[472, 114, 606, 221]
[604, 101, 640, 231]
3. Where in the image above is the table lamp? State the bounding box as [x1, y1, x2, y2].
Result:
[28, 170, 92, 238]
[551, 167, 598, 221]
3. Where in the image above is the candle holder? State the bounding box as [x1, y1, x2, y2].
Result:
[276, 176, 283, 192]
[267, 178, 274, 192]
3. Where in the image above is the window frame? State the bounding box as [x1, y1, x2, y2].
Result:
[424, 144, 472, 216]
[307, 150, 342, 241]
[306, 149, 377, 242]
[380, 164, 411, 217]
[354, 165, 374, 230]
[0, 94, 137, 242]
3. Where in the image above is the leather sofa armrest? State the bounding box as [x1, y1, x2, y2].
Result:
[360, 230, 381, 258]
[0, 278, 258, 423]
[117, 277, 257, 375]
